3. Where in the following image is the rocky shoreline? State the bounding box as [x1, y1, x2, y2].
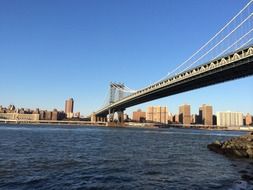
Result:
[208, 132, 253, 159]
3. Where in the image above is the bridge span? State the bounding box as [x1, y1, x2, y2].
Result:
[92, 46, 253, 124]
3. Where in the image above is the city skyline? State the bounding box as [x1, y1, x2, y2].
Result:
[131, 106, 252, 127]
[0, 0, 253, 116]
[0, 102, 252, 121]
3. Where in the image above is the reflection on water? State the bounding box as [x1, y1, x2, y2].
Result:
[0, 125, 252, 190]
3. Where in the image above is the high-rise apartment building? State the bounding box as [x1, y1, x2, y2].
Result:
[39, 110, 46, 120]
[179, 104, 191, 125]
[245, 113, 252, 126]
[52, 109, 58, 121]
[191, 114, 198, 124]
[199, 104, 213, 125]
[168, 112, 173, 123]
[173, 114, 179, 123]
[213, 115, 217, 125]
[146, 106, 168, 124]
[65, 98, 74, 118]
[216, 111, 243, 127]
[132, 109, 146, 122]
[45, 111, 52, 120]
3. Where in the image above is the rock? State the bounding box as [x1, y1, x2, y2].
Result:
[215, 140, 221, 145]
[246, 137, 253, 142]
[208, 133, 253, 159]
[247, 148, 253, 159]
[207, 141, 223, 154]
[233, 149, 248, 157]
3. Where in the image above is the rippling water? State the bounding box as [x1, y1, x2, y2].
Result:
[0, 125, 253, 190]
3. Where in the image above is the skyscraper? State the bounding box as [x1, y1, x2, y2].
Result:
[132, 109, 146, 122]
[173, 114, 179, 123]
[45, 111, 52, 120]
[179, 104, 191, 125]
[216, 111, 243, 127]
[245, 113, 252, 126]
[199, 104, 213, 125]
[52, 109, 58, 121]
[191, 114, 198, 124]
[65, 98, 74, 118]
[146, 106, 168, 124]
[168, 112, 173, 123]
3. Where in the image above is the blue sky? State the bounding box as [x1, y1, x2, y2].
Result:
[0, 0, 252, 117]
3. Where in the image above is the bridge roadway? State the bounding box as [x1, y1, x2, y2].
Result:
[95, 45, 253, 117]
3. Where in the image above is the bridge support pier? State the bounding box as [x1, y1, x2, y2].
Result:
[106, 109, 125, 127]
[117, 111, 124, 124]
[101, 117, 107, 122]
[91, 112, 97, 123]
[93, 109, 125, 127]
[91, 113, 107, 124]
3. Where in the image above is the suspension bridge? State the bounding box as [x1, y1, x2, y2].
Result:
[91, 1, 253, 126]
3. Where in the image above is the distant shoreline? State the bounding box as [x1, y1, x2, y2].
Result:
[0, 120, 252, 132]
[0, 120, 105, 127]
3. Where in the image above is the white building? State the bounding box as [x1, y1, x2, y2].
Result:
[216, 111, 243, 127]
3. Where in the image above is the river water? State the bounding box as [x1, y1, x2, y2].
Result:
[0, 125, 252, 190]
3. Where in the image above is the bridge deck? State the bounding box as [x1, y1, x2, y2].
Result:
[96, 46, 253, 116]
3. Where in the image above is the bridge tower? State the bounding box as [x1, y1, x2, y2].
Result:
[109, 82, 125, 104]
[118, 83, 125, 101]
[109, 82, 116, 104]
